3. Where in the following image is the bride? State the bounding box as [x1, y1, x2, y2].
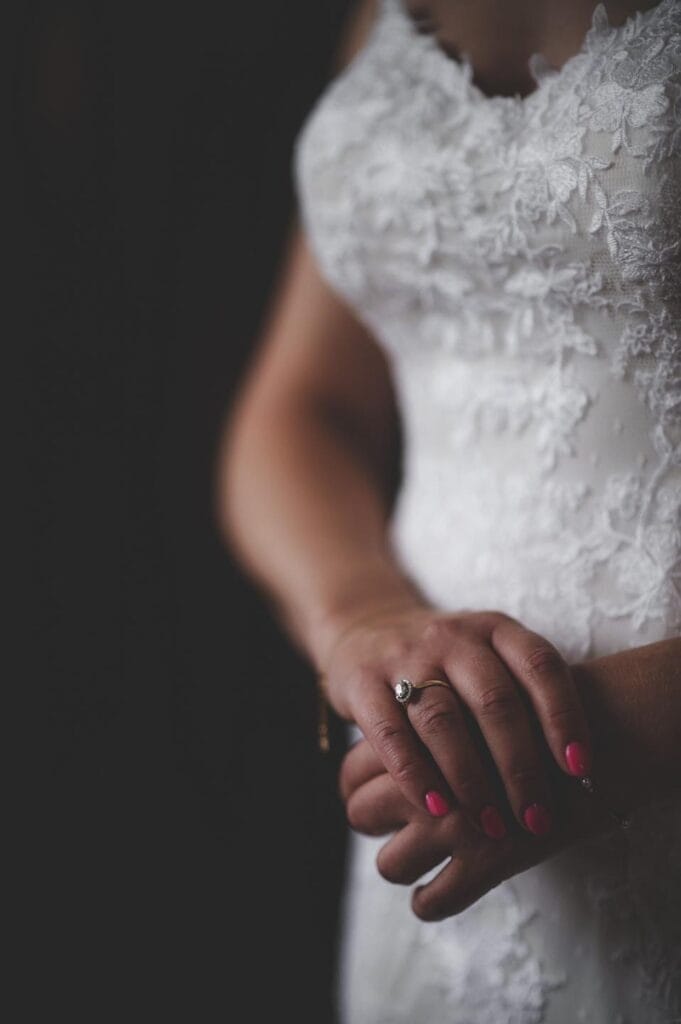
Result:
[218, 1, 681, 1021]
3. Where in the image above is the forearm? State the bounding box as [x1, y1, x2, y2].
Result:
[573, 638, 681, 814]
[217, 392, 424, 671]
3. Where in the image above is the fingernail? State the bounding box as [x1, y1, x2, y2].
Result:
[523, 802, 552, 837]
[480, 805, 507, 840]
[425, 790, 449, 817]
[565, 740, 592, 777]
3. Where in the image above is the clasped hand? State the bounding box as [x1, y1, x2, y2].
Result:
[320, 605, 603, 919]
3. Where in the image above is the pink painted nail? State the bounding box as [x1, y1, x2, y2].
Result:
[565, 741, 592, 777]
[523, 802, 552, 836]
[480, 805, 507, 840]
[425, 790, 449, 817]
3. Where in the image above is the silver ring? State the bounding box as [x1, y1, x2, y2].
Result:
[394, 677, 451, 705]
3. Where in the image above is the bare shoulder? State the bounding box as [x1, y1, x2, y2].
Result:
[332, 0, 380, 71]
[231, 1, 399, 482]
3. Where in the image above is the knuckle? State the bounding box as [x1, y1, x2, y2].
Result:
[384, 634, 413, 665]
[473, 610, 513, 634]
[477, 683, 519, 722]
[522, 643, 564, 682]
[392, 757, 422, 789]
[420, 617, 457, 648]
[370, 716, 406, 747]
[544, 703, 578, 730]
[489, 611, 518, 636]
[351, 662, 383, 690]
[452, 772, 486, 805]
[413, 887, 463, 922]
[376, 848, 409, 885]
[415, 702, 460, 737]
[369, 720, 416, 777]
[506, 761, 543, 789]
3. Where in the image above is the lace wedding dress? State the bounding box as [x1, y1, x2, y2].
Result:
[292, 1, 681, 1020]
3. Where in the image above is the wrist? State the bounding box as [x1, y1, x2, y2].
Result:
[301, 555, 427, 674]
[571, 640, 681, 817]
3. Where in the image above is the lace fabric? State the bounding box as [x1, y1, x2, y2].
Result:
[293, 2, 681, 1021]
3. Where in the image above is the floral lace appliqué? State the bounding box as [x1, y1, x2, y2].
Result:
[294, 1, 681, 1021]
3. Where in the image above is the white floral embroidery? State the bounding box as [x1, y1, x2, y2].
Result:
[294, 0, 681, 1021]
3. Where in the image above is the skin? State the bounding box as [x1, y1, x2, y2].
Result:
[404, 0, 664, 100]
[340, 639, 681, 920]
[218, 0, 680, 917]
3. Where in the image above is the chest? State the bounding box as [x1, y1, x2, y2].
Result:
[404, 0, 667, 100]
[294, 0, 681, 320]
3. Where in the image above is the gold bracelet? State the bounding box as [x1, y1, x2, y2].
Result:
[577, 775, 631, 829]
[317, 675, 331, 754]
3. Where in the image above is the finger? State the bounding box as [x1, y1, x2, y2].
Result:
[339, 738, 386, 803]
[411, 848, 503, 921]
[403, 667, 509, 840]
[412, 826, 546, 921]
[443, 643, 555, 838]
[490, 617, 593, 779]
[376, 820, 465, 886]
[346, 773, 412, 836]
[352, 684, 455, 819]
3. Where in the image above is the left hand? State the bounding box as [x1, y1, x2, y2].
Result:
[339, 737, 607, 921]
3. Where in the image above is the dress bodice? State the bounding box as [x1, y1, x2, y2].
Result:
[292, 2, 681, 1021]
[294, 0, 681, 662]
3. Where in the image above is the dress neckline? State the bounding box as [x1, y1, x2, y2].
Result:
[391, 0, 674, 107]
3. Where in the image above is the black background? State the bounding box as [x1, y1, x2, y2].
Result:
[20, 2, 354, 1017]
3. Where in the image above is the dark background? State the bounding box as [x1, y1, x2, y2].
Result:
[21, 2, 354, 1017]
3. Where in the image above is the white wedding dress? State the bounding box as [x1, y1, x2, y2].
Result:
[292, 1, 681, 1020]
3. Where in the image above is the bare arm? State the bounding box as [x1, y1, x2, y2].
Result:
[216, 224, 422, 673]
[216, 1, 408, 670]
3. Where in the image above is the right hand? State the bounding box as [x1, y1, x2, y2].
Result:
[318, 602, 594, 840]
[338, 736, 605, 921]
